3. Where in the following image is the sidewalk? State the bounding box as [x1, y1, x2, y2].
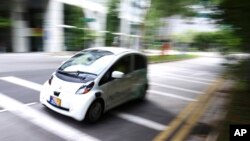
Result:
[186, 80, 234, 141]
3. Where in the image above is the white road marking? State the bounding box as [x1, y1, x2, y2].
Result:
[191, 72, 214, 77]
[0, 76, 42, 91]
[149, 67, 216, 76]
[149, 82, 203, 95]
[0, 77, 168, 131]
[0, 93, 100, 141]
[149, 71, 214, 82]
[0, 102, 37, 113]
[115, 112, 166, 131]
[149, 74, 211, 85]
[148, 90, 197, 102]
[0, 76, 197, 130]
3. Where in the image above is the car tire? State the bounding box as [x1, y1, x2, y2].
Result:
[85, 100, 104, 123]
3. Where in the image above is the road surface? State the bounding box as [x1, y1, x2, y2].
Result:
[0, 53, 225, 141]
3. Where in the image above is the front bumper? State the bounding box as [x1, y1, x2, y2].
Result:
[40, 82, 96, 121]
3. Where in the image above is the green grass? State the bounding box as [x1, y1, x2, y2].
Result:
[148, 54, 199, 63]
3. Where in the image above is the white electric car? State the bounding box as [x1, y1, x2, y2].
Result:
[40, 47, 148, 122]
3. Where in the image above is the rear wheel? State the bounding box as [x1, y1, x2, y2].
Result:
[85, 100, 103, 123]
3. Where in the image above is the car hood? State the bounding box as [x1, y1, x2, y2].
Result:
[50, 75, 85, 93]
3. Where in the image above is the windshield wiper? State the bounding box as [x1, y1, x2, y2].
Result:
[57, 70, 75, 75]
[58, 70, 96, 75]
[57, 70, 96, 80]
[76, 70, 97, 76]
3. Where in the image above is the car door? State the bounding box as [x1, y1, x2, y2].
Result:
[99, 55, 133, 109]
[130, 54, 148, 99]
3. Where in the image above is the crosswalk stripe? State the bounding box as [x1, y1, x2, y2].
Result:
[148, 67, 216, 76]
[0, 102, 37, 113]
[150, 82, 203, 95]
[148, 90, 197, 102]
[115, 112, 167, 131]
[0, 76, 168, 131]
[0, 93, 100, 141]
[0, 76, 42, 91]
[149, 71, 214, 82]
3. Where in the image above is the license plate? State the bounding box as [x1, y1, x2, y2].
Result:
[49, 96, 61, 106]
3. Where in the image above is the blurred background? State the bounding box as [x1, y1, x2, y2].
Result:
[0, 1, 250, 141]
[0, 0, 248, 54]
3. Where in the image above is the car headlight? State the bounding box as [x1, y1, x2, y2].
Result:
[75, 82, 95, 94]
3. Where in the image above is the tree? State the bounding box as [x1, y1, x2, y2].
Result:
[216, 0, 250, 52]
[149, 0, 198, 17]
[143, 0, 199, 47]
[192, 30, 241, 52]
[0, 8, 11, 52]
[64, 4, 95, 51]
[105, 0, 120, 46]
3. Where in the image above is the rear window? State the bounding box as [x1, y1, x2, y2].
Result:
[134, 54, 147, 70]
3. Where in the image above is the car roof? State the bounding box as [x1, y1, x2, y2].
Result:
[84, 47, 140, 55]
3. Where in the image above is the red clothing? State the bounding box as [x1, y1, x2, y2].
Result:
[161, 43, 170, 55]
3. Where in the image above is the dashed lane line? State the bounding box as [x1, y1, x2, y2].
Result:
[148, 90, 197, 102]
[149, 82, 203, 95]
[0, 93, 100, 141]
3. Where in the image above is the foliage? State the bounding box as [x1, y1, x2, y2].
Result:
[0, 17, 10, 27]
[218, 59, 250, 141]
[149, 0, 198, 18]
[148, 54, 198, 63]
[64, 4, 95, 51]
[192, 32, 216, 50]
[215, 0, 250, 52]
[171, 29, 241, 52]
[192, 30, 241, 52]
[144, 0, 199, 44]
[172, 30, 200, 43]
[0, 9, 11, 52]
[105, 0, 120, 46]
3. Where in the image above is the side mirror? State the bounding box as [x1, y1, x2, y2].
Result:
[111, 71, 124, 79]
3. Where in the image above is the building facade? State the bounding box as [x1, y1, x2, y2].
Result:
[2, 0, 148, 52]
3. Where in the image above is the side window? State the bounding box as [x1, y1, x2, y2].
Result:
[99, 55, 132, 86]
[134, 54, 147, 71]
[113, 55, 132, 74]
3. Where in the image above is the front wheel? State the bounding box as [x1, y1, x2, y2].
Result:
[85, 100, 103, 123]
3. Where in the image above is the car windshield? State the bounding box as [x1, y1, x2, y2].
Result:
[58, 50, 115, 75]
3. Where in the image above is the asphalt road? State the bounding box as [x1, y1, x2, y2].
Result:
[0, 53, 225, 141]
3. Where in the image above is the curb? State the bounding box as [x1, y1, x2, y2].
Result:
[153, 78, 224, 141]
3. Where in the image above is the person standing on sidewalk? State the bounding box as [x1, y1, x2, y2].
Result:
[161, 40, 171, 55]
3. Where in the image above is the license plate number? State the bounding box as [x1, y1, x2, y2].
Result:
[49, 96, 61, 106]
